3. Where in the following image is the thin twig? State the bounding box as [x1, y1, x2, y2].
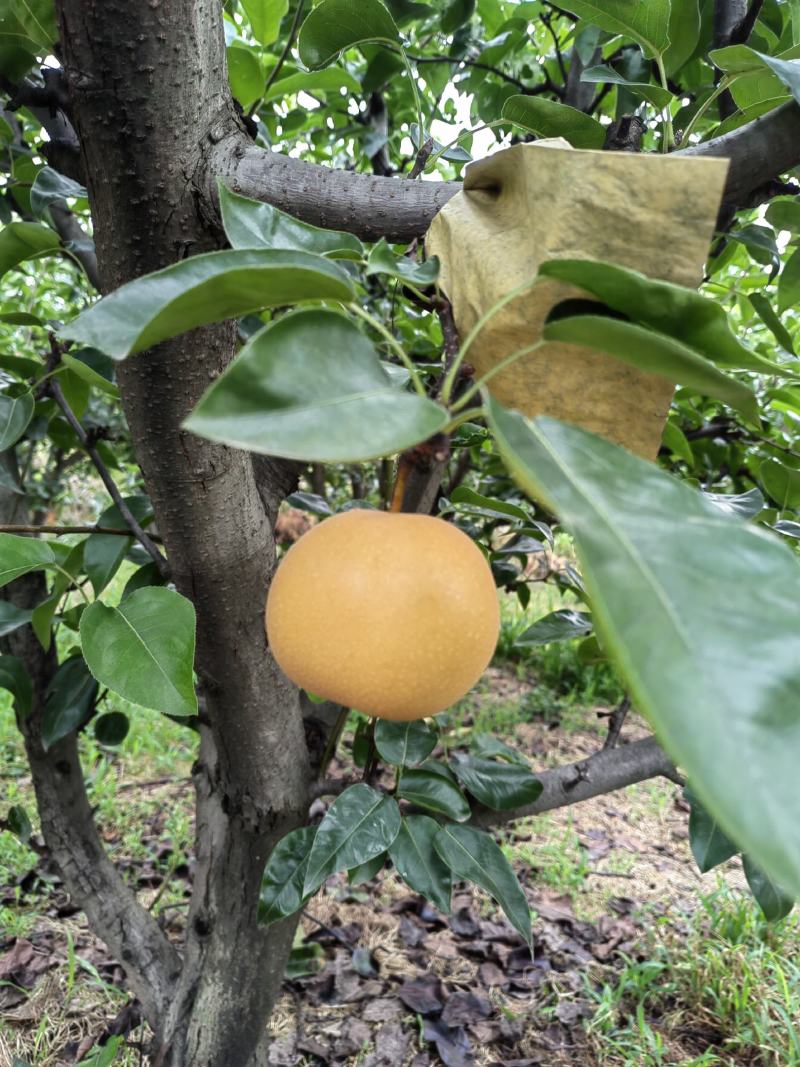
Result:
[259, 0, 307, 105]
[47, 339, 170, 578]
[0, 523, 163, 539]
[602, 695, 631, 751]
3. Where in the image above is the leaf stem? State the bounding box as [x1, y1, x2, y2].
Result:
[680, 78, 730, 144]
[347, 302, 427, 397]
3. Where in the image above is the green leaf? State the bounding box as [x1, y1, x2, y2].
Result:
[501, 95, 605, 149]
[579, 65, 673, 109]
[543, 316, 759, 425]
[711, 45, 800, 106]
[743, 855, 795, 921]
[348, 851, 386, 884]
[374, 719, 438, 766]
[60, 249, 355, 359]
[517, 609, 593, 646]
[449, 753, 542, 811]
[485, 397, 800, 899]
[122, 561, 167, 600]
[263, 67, 363, 102]
[760, 458, 800, 510]
[765, 197, 800, 233]
[0, 533, 55, 589]
[259, 825, 317, 924]
[29, 167, 87, 220]
[389, 815, 452, 913]
[303, 783, 401, 895]
[80, 587, 198, 718]
[41, 655, 98, 750]
[661, 421, 694, 465]
[84, 497, 152, 596]
[61, 349, 119, 398]
[184, 308, 449, 462]
[0, 655, 32, 716]
[241, 0, 288, 45]
[470, 733, 529, 766]
[397, 766, 471, 821]
[449, 486, 531, 524]
[218, 184, 363, 259]
[747, 293, 794, 355]
[0, 221, 60, 278]
[703, 488, 764, 520]
[538, 258, 777, 373]
[0, 391, 33, 451]
[433, 823, 531, 944]
[664, 0, 700, 74]
[94, 711, 130, 746]
[298, 0, 399, 70]
[685, 786, 738, 873]
[228, 43, 265, 108]
[778, 246, 800, 314]
[552, 0, 670, 59]
[441, 0, 474, 33]
[9, 0, 56, 50]
[0, 600, 32, 637]
[6, 803, 32, 844]
[366, 238, 440, 286]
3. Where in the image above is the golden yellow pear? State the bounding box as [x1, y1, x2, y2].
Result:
[265, 510, 500, 721]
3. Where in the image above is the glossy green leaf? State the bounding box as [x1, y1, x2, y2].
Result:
[778, 246, 800, 314]
[0, 533, 55, 588]
[348, 852, 386, 884]
[0, 310, 44, 326]
[366, 238, 440, 286]
[61, 349, 119, 397]
[374, 718, 438, 766]
[298, 0, 399, 70]
[760, 458, 800, 510]
[122, 561, 167, 600]
[303, 784, 401, 895]
[0, 221, 60, 278]
[228, 43, 265, 108]
[433, 823, 531, 945]
[29, 167, 87, 219]
[685, 787, 738, 873]
[0, 654, 32, 716]
[539, 258, 778, 373]
[580, 65, 673, 108]
[501, 95, 605, 149]
[397, 766, 471, 821]
[6, 804, 31, 844]
[703, 488, 764, 520]
[449, 486, 531, 524]
[60, 249, 355, 359]
[241, 0, 288, 45]
[80, 587, 198, 718]
[553, 0, 670, 58]
[263, 67, 362, 102]
[259, 826, 317, 924]
[0, 600, 32, 637]
[743, 855, 794, 921]
[9, 0, 56, 50]
[389, 815, 452, 913]
[84, 497, 152, 596]
[94, 711, 130, 746]
[711, 45, 800, 106]
[664, 0, 700, 74]
[41, 655, 98, 750]
[765, 197, 800, 233]
[662, 421, 694, 465]
[544, 315, 759, 424]
[486, 397, 800, 898]
[218, 184, 363, 259]
[185, 308, 449, 462]
[747, 293, 794, 354]
[470, 733, 529, 766]
[449, 754, 542, 811]
[0, 391, 33, 451]
[517, 609, 593, 646]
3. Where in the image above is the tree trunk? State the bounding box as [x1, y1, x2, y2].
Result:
[55, 2, 310, 1062]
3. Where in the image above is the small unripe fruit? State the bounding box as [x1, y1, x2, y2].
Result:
[265, 510, 500, 721]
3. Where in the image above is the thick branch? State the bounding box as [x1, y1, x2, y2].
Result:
[471, 736, 679, 828]
[49, 202, 101, 290]
[213, 102, 800, 242]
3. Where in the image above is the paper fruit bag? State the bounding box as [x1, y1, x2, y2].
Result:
[425, 140, 729, 458]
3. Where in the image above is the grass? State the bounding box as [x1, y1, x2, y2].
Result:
[585, 883, 800, 1065]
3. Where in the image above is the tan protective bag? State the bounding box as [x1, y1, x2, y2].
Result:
[425, 140, 729, 458]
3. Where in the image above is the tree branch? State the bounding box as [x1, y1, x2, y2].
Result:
[471, 736, 680, 828]
[48, 202, 101, 290]
[212, 102, 800, 242]
[0, 523, 163, 538]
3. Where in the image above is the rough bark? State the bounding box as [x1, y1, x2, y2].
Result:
[55, 1, 309, 1064]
